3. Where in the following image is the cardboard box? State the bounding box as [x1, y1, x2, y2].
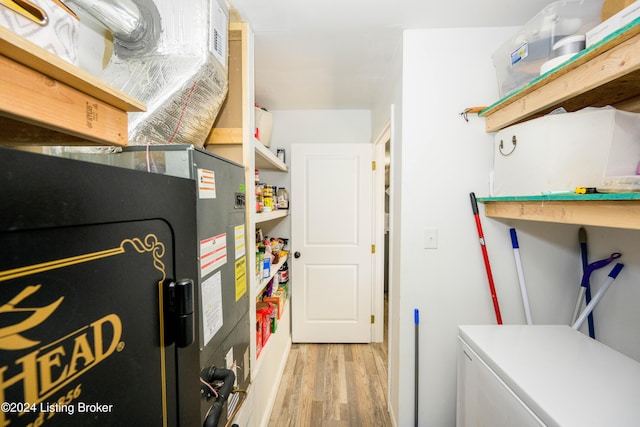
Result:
[256, 312, 263, 358]
[256, 302, 274, 346]
[254, 106, 273, 147]
[586, 1, 640, 47]
[263, 296, 283, 319]
[601, 0, 638, 20]
[492, 108, 640, 196]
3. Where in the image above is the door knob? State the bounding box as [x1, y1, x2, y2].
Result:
[294, 251, 301, 258]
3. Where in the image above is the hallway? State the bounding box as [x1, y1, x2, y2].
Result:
[267, 339, 391, 426]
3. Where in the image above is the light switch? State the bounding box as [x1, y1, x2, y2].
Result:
[424, 227, 438, 249]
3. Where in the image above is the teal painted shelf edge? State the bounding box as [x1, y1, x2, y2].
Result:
[480, 17, 640, 115]
[478, 193, 640, 202]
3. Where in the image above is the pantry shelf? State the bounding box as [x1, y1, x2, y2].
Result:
[0, 27, 145, 146]
[480, 18, 640, 132]
[254, 300, 290, 376]
[254, 138, 287, 171]
[256, 209, 288, 224]
[256, 252, 289, 295]
[478, 193, 640, 230]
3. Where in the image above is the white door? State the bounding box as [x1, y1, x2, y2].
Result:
[291, 143, 373, 343]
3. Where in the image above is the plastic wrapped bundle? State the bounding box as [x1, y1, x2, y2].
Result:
[70, 0, 229, 147]
[106, 52, 228, 146]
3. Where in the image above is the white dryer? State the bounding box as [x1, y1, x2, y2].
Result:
[457, 325, 640, 427]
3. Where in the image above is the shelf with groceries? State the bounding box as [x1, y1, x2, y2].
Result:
[254, 234, 289, 376]
[255, 167, 290, 224]
[256, 249, 289, 295]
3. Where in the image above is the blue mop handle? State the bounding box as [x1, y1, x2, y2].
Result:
[609, 262, 624, 279]
[510, 228, 519, 248]
[414, 308, 419, 427]
[573, 263, 624, 330]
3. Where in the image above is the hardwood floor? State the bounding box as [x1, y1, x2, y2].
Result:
[268, 300, 391, 426]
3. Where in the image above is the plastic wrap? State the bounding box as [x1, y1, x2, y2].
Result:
[71, 0, 229, 147]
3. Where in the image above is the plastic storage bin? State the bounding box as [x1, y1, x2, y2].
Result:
[492, 108, 640, 196]
[492, 0, 603, 98]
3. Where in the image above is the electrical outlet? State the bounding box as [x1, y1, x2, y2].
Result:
[424, 228, 438, 249]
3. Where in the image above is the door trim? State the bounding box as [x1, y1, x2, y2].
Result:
[372, 121, 390, 343]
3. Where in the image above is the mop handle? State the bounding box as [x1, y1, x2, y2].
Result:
[470, 193, 503, 324]
[572, 263, 624, 330]
[571, 287, 586, 325]
[510, 228, 533, 325]
[578, 228, 594, 337]
[414, 309, 419, 427]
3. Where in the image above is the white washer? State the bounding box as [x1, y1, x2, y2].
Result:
[456, 325, 640, 427]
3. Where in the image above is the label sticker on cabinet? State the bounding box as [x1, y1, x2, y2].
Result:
[198, 168, 217, 199]
[201, 271, 223, 346]
[234, 225, 246, 259]
[200, 233, 227, 278]
[235, 256, 247, 301]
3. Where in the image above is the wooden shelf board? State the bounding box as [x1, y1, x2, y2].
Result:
[0, 55, 128, 145]
[480, 194, 640, 229]
[481, 18, 640, 132]
[478, 193, 640, 202]
[0, 27, 145, 113]
[205, 127, 244, 145]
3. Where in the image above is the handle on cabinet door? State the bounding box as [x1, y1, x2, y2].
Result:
[167, 278, 194, 348]
[294, 251, 301, 258]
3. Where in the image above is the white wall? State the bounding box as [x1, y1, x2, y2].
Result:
[269, 110, 372, 146]
[395, 26, 640, 427]
[260, 109, 372, 238]
[264, 32, 640, 427]
[397, 27, 572, 426]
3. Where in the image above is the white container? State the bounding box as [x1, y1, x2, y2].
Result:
[492, 108, 640, 196]
[255, 106, 273, 147]
[492, 0, 603, 98]
[457, 325, 640, 427]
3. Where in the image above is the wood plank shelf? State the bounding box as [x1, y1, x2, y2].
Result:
[480, 18, 640, 132]
[479, 19, 640, 231]
[0, 27, 145, 146]
[478, 193, 640, 230]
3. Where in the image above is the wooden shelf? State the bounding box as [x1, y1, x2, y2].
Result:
[480, 18, 640, 132]
[206, 128, 243, 145]
[0, 27, 145, 146]
[479, 19, 640, 231]
[479, 194, 640, 230]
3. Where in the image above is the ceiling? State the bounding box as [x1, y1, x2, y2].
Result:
[228, 0, 566, 110]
